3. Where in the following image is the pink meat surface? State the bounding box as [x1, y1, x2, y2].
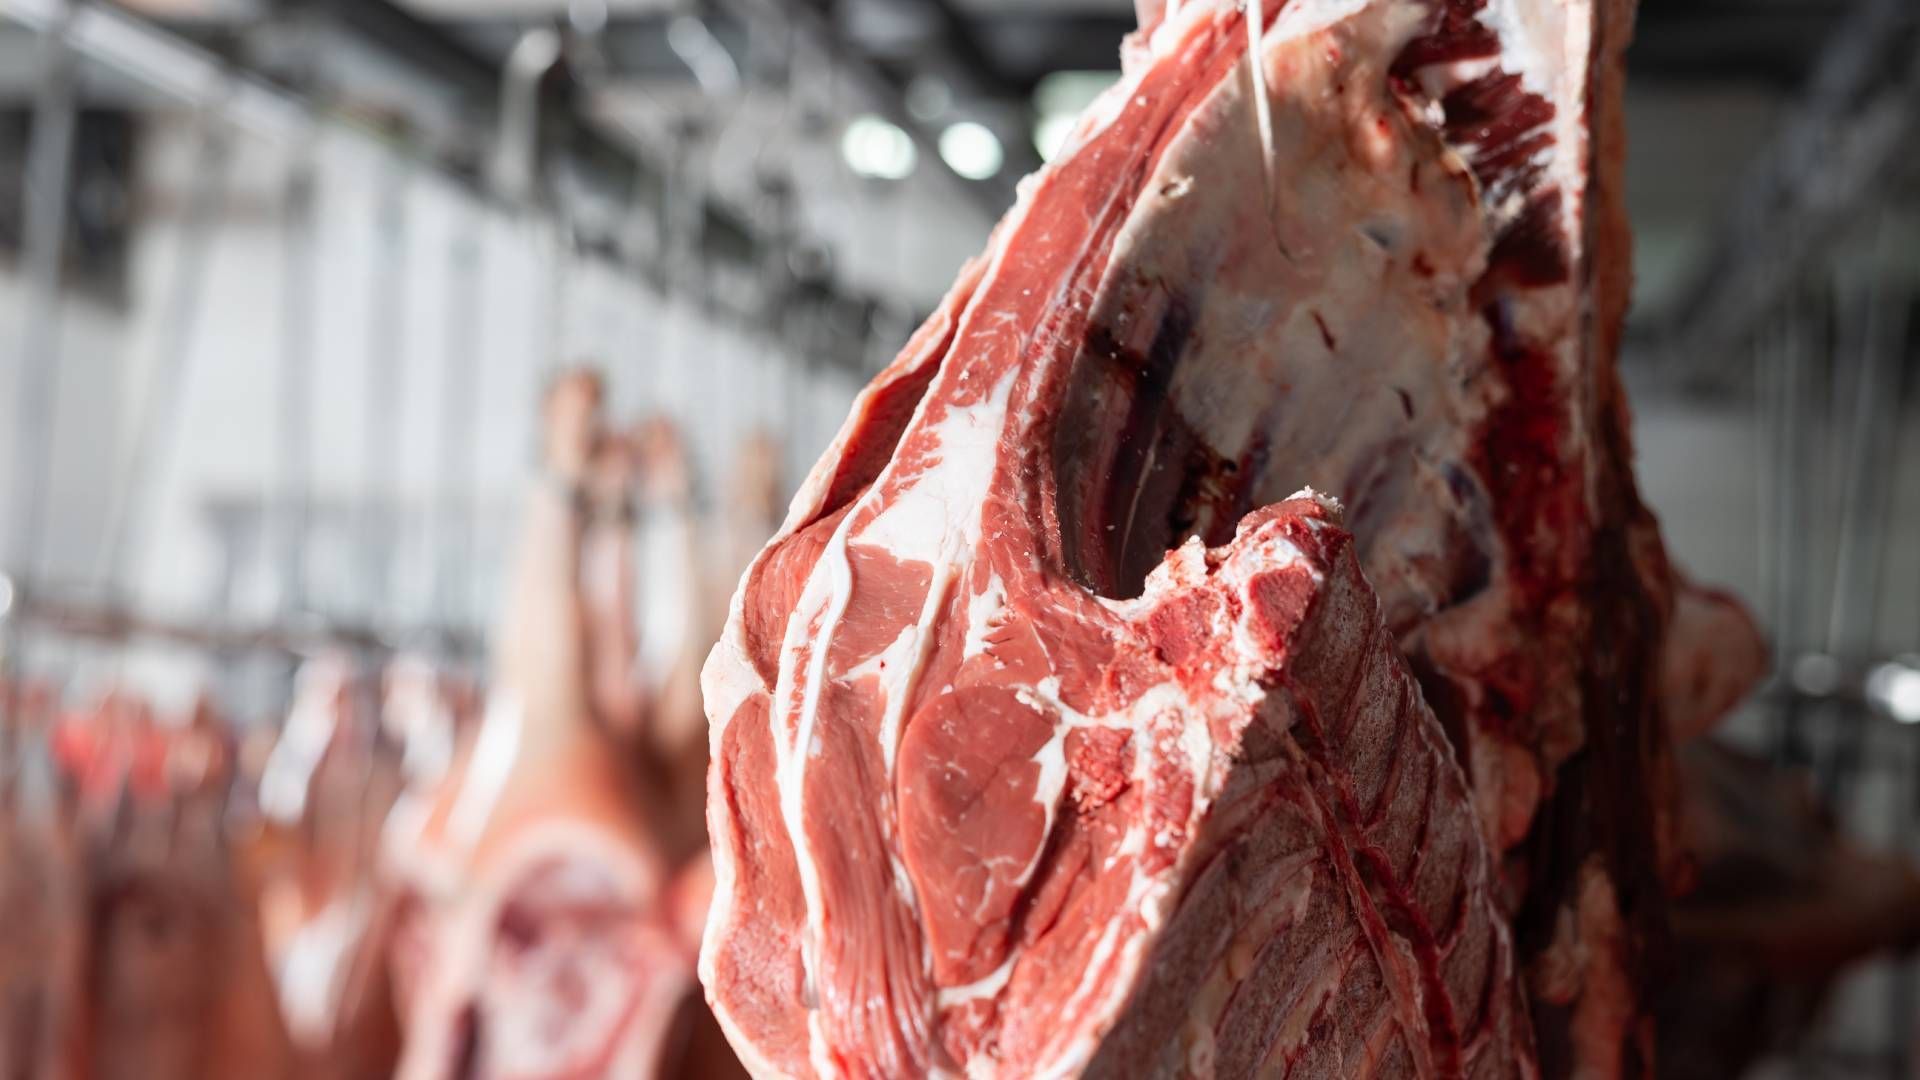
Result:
[707, 492, 1528, 1078]
[704, 0, 1682, 1074]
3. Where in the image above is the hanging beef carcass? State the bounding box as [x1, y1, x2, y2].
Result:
[389, 374, 742, 1080]
[388, 690, 697, 1080]
[78, 697, 299, 1080]
[255, 657, 404, 1063]
[702, 0, 1680, 1074]
[0, 679, 87, 1080]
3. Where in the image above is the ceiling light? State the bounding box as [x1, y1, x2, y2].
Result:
[1034, 70, 1120, 117]
[1867, 658, 1920, 724]
[1032, 70, 1119, 163]
[1790, 653, 1841, 697]
[569, 0, 608, 35]
[1034, 114, 1076, 162]
[842, 115, 916, 181]
[906, 76, 952, 123]
[939, 121, 1003, 181]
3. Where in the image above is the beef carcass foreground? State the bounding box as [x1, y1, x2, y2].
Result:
[702, 0, 1687, 1075]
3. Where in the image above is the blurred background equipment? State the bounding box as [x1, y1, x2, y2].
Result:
[0, 0, 1914, 1076]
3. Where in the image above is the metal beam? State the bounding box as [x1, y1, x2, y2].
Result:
[7, 0, 78, 581]
[890, 0, 1047, 179]
[1, 0, 902, 367]
[707, 0, 1013, 215]
[1635, 0, 1920, 386]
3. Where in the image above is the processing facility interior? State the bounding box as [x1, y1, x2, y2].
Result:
[0, 0, 1918, 1076]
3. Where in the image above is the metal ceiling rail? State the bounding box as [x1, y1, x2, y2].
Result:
[1639, 0, 1920, 386]
[0, 576, 483, 660]
[0, 0, 901, 352]
[706, 0, 1016, 216]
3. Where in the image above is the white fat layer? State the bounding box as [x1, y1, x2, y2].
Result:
[939, 952, 1020, 1011]
[771, 506, 855, 1072]
[1245, 0, 1276, 208]
[862, 368, 1021, 778]
[962, 573, 1008, 660]
[861, 373, 1016, 556]
[1478, 0, 1590, 242]
[844, 623, 919, 683]
[702, 633, 758, 752]
[1028, 726, 1070, 866]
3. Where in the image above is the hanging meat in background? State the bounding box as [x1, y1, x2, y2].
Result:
[715, 430, 788, 616]
[3, 679, 413, 1080]
[1642, 591, 1920, 1074]
[254, 658, 388, 1051]
[0, 679, 87, 1080]
[248, 655, 407, 1077]
[692, 0, 1844, 1072]
[390, 372, 743, 1080]
[29, 689, 297, 1080]
[1655, 741, 1920, 1077]
[577, 414, 714, 867]
[86, 751, 294, 1079]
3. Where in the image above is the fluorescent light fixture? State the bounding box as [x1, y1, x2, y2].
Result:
[1867, 658, 1920, 724]
[841, 115, 916, 181]
[906, 75, 952, 123]
[1033, 70, 1119, 117]
[938, 120, 1003, 181]
[1031, 70, 1117, 163]
[1034, 114, 1076, 162]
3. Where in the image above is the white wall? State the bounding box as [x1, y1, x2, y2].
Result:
[0, 108, 868, 709]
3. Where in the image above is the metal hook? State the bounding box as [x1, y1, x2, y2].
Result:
[491, 28, 564, 208]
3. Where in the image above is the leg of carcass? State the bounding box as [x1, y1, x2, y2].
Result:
[492, 371, 600, 730]
[581, 430, 648, 742]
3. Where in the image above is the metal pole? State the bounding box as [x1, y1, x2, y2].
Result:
[278, 136, 319, 616]
[544, 204, 572, 375]
[362, 155, 411, 622]
[8, 0, 80, 582]
[97, 109, 233, 595]
[1818, 234, 1905, 801]
[1765, 294, 1811, 765]
[659, 120, 705, 424]
[435, 219, 484, 628]
[3, 1, 79, 737]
